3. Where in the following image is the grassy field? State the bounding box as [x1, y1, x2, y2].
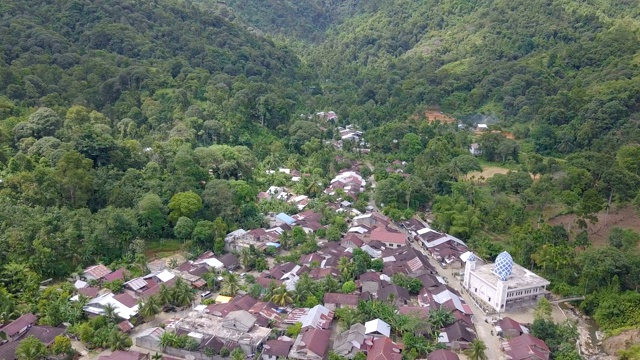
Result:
[145, 239, 183, 259]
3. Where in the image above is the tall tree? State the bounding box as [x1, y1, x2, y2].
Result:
[15, 336, 48, 360]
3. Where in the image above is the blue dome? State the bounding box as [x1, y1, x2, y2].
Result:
[494, 251, 513, 281]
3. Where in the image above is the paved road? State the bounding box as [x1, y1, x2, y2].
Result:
[362, 162, 499, 359]
[401, 227, 503, 359]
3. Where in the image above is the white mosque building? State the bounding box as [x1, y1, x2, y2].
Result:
[463, 251, 550, 313]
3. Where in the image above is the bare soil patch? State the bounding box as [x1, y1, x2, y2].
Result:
[464, 166, 511, 182]
[412, 106, 457, 123]
[547, 206, 640, 247]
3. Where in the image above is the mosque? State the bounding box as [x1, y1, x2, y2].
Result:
[463, 251, 550, 313]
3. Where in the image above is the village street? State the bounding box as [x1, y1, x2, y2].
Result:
[403, 235, 505, 360]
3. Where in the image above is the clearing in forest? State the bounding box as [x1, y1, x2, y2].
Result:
[463, 166, 511, 182]
[547, 206, 640, 248]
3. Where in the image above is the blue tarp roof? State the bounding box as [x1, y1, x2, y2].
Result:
[265, 242, 281, 248]
[276, 212, 295, 225]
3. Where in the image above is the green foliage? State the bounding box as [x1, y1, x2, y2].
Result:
[608, 228, 640, 250]
[50, 335, 73, 356]
[286, 322, 302, 337]
[341, 280, 356, 294]
[391, 274, 422, 295]
[531, 318, 579, 357]
[15, 336, 48, 360]
[168, 192, 203, 222]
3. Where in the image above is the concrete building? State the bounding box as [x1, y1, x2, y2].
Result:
[463, 252, 550, 313]
[174, 310, 271, 355]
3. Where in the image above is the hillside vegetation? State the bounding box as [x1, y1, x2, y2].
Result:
[2, 0, 640, 354]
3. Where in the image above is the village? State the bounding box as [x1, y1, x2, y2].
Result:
[0, 162, 555, 360]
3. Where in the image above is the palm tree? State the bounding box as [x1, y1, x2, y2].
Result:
[171, 278, 195, 307]
[465, 339, 488, 360]
[337, 257, 353, 282]
[239, 248, 252, 269]
[157, 284, 173, 306]
[159, 331, 177, 349]
[109, 330, 132, 351]
[15, 336, 48, 360]
[270, 285, 293, 306]
[139, 295, 162, 319]
[428, 308, 455, 330]
[306, 179, 323, 197]
[220, 272, 241, 296]
[335, 308, 363, 329]
[279, 231, 291, 250]
[102, 303, 118, 322]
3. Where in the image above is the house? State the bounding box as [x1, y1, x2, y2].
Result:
[366, 336, 402, 360]
[428, 349, 460, 360]
[381, 247, 436, 276]
[98, 350, 149, 360]
[257, 192, 271, 201]
[284, 305, 334, 329]
[370, 227, 406, 249]
[0, 313, 38, 342]
[76, 286, 101, 299]
[262, 339, 294, 360]
[118, 320, 134, 333]
[289, 328, 331, 360]
[341, 233, 364, 249]
[0, 325, 66, 360]
[439, 321, 476, 349]
[398, 306, 430, 319]
[469, 143, 481, 156]
[230, 295, 259, 311]
[276, 213, 296, 226]
[364, 319, 391, 338]
[476, 123, 489, 131]
[223, 310, 257, 333]
[104, 268, 128, 283]
[83, 293, 139, 320]
[134, 327, 165, 350]
[497, 317, 529, 338]
[377, 284, 411, 306]
[218, 253, 240, 270]
[177, 310, 271, 355]
[84, 264, 112, 281]
[359, 272, 388, 296]
[502, 334, 550, 360]
[332, 323, 366, 358]
[323, 293, 359, 311]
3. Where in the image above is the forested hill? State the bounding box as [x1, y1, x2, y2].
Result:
[227, 0, 640, 155]
[0, 0, 315, 141]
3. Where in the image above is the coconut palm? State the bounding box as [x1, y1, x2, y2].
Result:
[171, 278, 195, 307]
[102, 303, 118, 322]
[109, 330, 132, 351]
[15, 336, 48, 360]
[306, 179, 323, 197]
[465, 339, 488, 360]
[270, 285, 293, 306]
[159, 331, 177, 349]
[220, 272, 241, 297]
[279, 231, 291, 250]
[239, 248, 252, 269]
[157, 284, 173, 306]
[139, 295, 162, 319]
[335, 307, 363, 329]
[337, 257, 353, 282]
[428, 308, 455, 330]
